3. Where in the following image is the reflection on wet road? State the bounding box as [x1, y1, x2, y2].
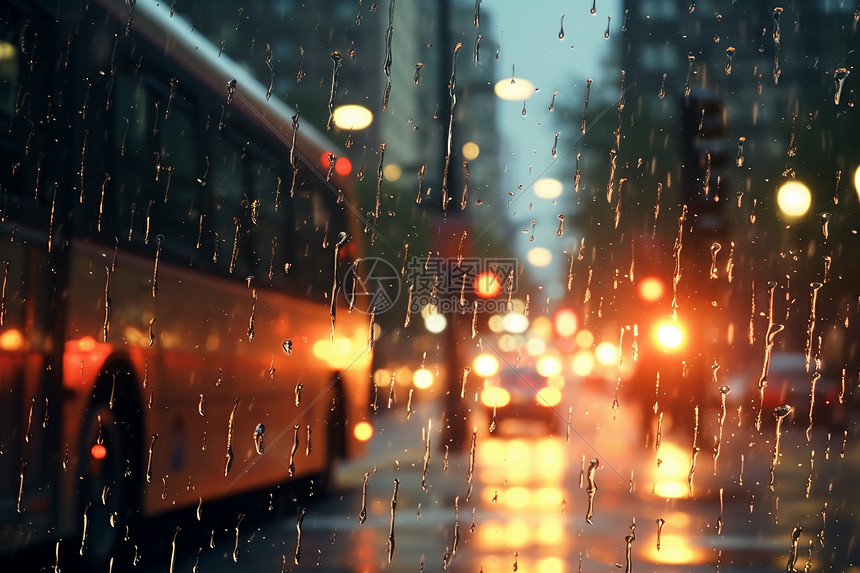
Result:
[122, 389, 860, 573]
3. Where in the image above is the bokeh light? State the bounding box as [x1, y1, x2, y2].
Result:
[777, 180, 811, 217]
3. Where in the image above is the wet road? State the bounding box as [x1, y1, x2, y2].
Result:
[122, 389, 860, 573]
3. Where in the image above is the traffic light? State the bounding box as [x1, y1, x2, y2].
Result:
[473, 270, 503, 299]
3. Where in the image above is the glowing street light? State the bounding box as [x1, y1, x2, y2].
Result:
[332, 104, 373, 130]
[777, 181, 811, 217]
[494, 77, 536, 101]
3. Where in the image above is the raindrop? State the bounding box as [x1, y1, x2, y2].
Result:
[327, 52, 343, 130]
[253, 423, 265, 454]
[772, 7, 783, 84]
[834, 68, 850, 105]
[725, 46, 736, 75]
[658, 73, 667, 99]
[387, 478, 400, 563]
[288, 424, 300, 477]
[623, 520, 636, 573]
[225, 399, 238, 477]
[466, 428, 477, 502]
[770, 404, 792, 489]
[581, 78, 592, 134]
[590, 0, 596, 15]
[709, 242, 721, 279]
[294, 507, 307, 565]
[413, 62, 423, 85]
[717, 488, 724, 534]
[736, 136, 746, 166]
[819, 212, 832, 240]
[684, 54, 696, 98]
[359, 472, 369, 523]
[549, 90, 558, 111]
[585, 457, 598, 524]
[558, 14, 565, 39]
[152, 234, 163, 298]
[656, 518, 665, 550]
[786, 525, 802, 571]
[146, 433, 158, 483]
[604, 15, 611, 39]
[225, 78, 237, 104]
[806, 282, 824, 372]
[198, 393, 205, 416]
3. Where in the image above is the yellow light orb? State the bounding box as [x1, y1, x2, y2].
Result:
[527, 247, 552, 267]
[536, 355, 562, 377]
[776, 180, 811, 217]
[494, 77, 536, 101]
[462, 141, 481, 160]
[383, 163, 402, 181]
[480, 385, 511, 407]
[332, 104, 373, 130]
[553, 308, 578, 337]
[571, 350, 595, 376]
[638, 276, 666, 302]
[525, 336, 547, 357]
[594, 342, 618, 366]
[535, 386, 562, 407]
[413, 368, 433, 389]
[854, 165, 860, 201]
[473, 353, 500, 377]
[503, 312, 530, 334]
[424, 313, 447, 333]
[575, 329, 594, 348]
[534, 177, 563, 199]
[656, 323, 684, 349]
[353, 421, 374, 441]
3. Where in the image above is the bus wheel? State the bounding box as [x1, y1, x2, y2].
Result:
[78, 402, 134, 565]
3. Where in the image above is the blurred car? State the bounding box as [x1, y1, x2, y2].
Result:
[756, 352, 846, 430]
[479, 366, 565, 433]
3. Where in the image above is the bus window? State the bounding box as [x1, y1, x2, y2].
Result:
[249, 159, 292, 285]
[210, 133, 253, 276]
[111, 70, 201, 256]
[292, 179, 334, 300]
[0, 16, 54, 228]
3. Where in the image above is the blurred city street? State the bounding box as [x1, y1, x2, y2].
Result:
[119, 388, 860, 573]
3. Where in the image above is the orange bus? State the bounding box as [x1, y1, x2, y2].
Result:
[0, 0, 373, 562]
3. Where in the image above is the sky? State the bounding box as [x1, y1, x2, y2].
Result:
[485, 0, 622, 300]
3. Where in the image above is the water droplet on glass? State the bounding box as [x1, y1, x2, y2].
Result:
[224, 399, 239, 477]
[820, 212, 832, 239]
[585, 458, 599, 524]
[253, 423, 265, 454]
[225, 78, 237, 104]
[834, 67, 850, 104]
[725, 46, 735, 75]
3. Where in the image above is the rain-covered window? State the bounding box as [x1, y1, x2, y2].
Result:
[1, 1, 859, 572]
